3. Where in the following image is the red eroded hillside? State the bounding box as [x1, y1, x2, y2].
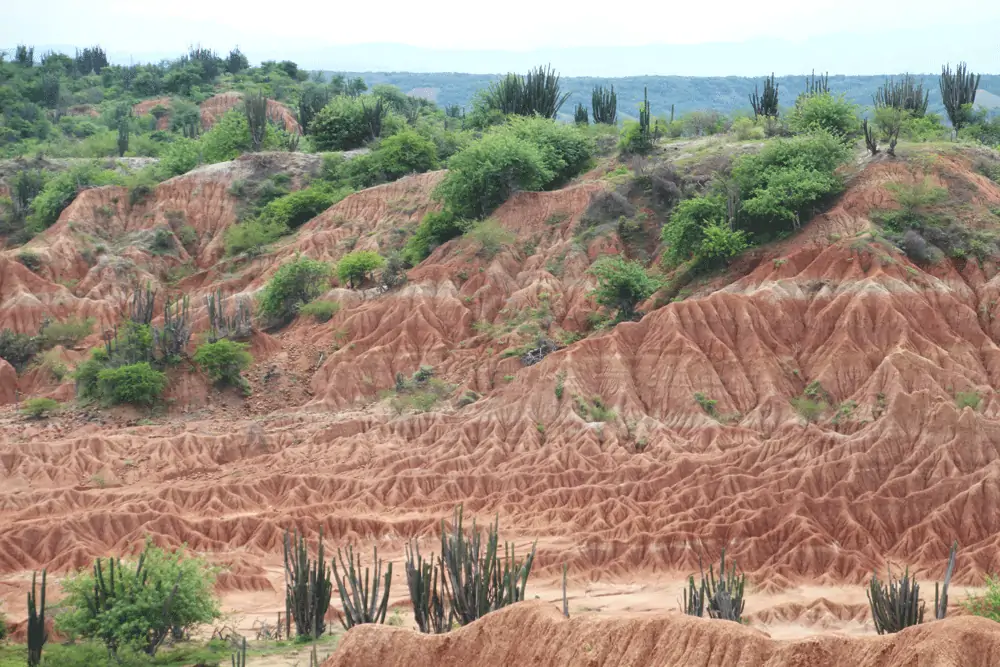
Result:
[3, 146, 1000, 636]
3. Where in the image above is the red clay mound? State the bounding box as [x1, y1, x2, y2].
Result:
[6, 148, 1000, 633]
[199, 92, 302, 134]
[324, 600, 1000, 667]
[133, 97, 173, 130]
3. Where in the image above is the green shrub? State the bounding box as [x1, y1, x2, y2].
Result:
[697, 220, 749, 264]
[22, 397, 61, 419]
[309, 95, 370, 151]
[224, 218, 286, 256]
[0, 328, 39, 371]
[257, 255, 333, 325]
[661, 196, 727, 265]
[194, 339, 252, 389]
[29, 163, 123, 228]
[149, 226, 175, 254]
[730, 131, 849, 238]
[58, 542, 221, 657]
[337, 250, 385, 288]
[200, 110, 278, 164]
[963, 575, 1000, 622]
[618, 121, 653, 155]
[956, 390, 981, 411]
[694, 392, 717, 417]
[791, 395, 826, 423]
[501, 116, 593, 186]
[17, 250, 42, 272]
[257, 185, 346, 230]
[155, 137, 201, 177]
[73, 349, 106, 400]
[900, 113, 948, 142]
[402, 210, 470, 265]
[788, 93, 860, 138]
[871, 179, 949, 232]
[587, 255, 659, 322]
[37, 317, 93, 348]
[345, 129, 440, 188]
[466, 219, 515, 258]
[95, 362, 167, 406]
[731, 116, 765, 141]
[298, 299, 341, 322]
[434, 132, 552, 219]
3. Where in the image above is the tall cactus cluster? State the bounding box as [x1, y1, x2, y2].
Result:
[591, 85, 617, 125]
[805, 70, 829, 96]
[332, 546, 393, 629]
[130, 282, 156, 325]
[283, 529, 333, 639]
[406, 506, 536, 633]
[749, 73, 779, 119]
[27, 570, 46, 667]
[117, 104, 132, 158]
[574, 103, 589, 125]
[940, 62, 980, 130]
[873, 74, 929, 116]
[361, 96, 387, 140]
[484, 65, 571, 119]
[206, 288, 253, 342]
[244, 90, 269, 152]
[866, 542, 958, 634]
[679, 549, 745, 623]
[282, 528, 395, 638]
[153, 294, 191, 362]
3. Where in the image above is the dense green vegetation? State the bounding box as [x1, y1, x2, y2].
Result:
[335, 71, 1000, 121]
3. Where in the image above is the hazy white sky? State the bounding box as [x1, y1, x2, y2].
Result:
[4, 0, 1000, 74]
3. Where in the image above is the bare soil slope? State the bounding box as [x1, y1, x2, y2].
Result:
[3, 146, 1000, 645]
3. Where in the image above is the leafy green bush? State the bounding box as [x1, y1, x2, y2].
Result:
[788, 93, 860, 138]
[337, 249, 385, 288]
[298, 299, 341, 322]
[661, 195, 727, 265]
[58, 542, 221, 657]
[194, 339, 252, 389]
[256, 185, 345, 230]
[22, 397, 61, 419]
[37, 317, 94, 348]
[155, 137, 201, 177]
[199, 109, 279, 164]
[731, 116, 765, 141]
[402, 210, 470, 265]
[435, 132, 552, 219]
[224, 218, 286, 256]
[466, 219, 515, 258]
[587, 255, 659, 322]
[95, 362, 167, 406]
[17, 250, 42, 272]
[963, 575, 1000, 622]
[697, 220, 749, 264]
[730, 131, 849, 237]
[29, 163, 123, 229]
[199, 110, 251, 163]
[501, 116, 593, 186]
[345, 129, 440, 188]
[956, 390, 981, 411]
[900, 113, 948, 142]
[257, 256, 333, 325]
[618, 121, 652, 155]
[0, 328, 39, 371]
[309, 95, 370, 151]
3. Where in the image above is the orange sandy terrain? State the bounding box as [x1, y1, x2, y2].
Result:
[2, 142, 1000, 664]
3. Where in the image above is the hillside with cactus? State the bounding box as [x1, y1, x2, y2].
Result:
[2, 43, 1000, 666]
